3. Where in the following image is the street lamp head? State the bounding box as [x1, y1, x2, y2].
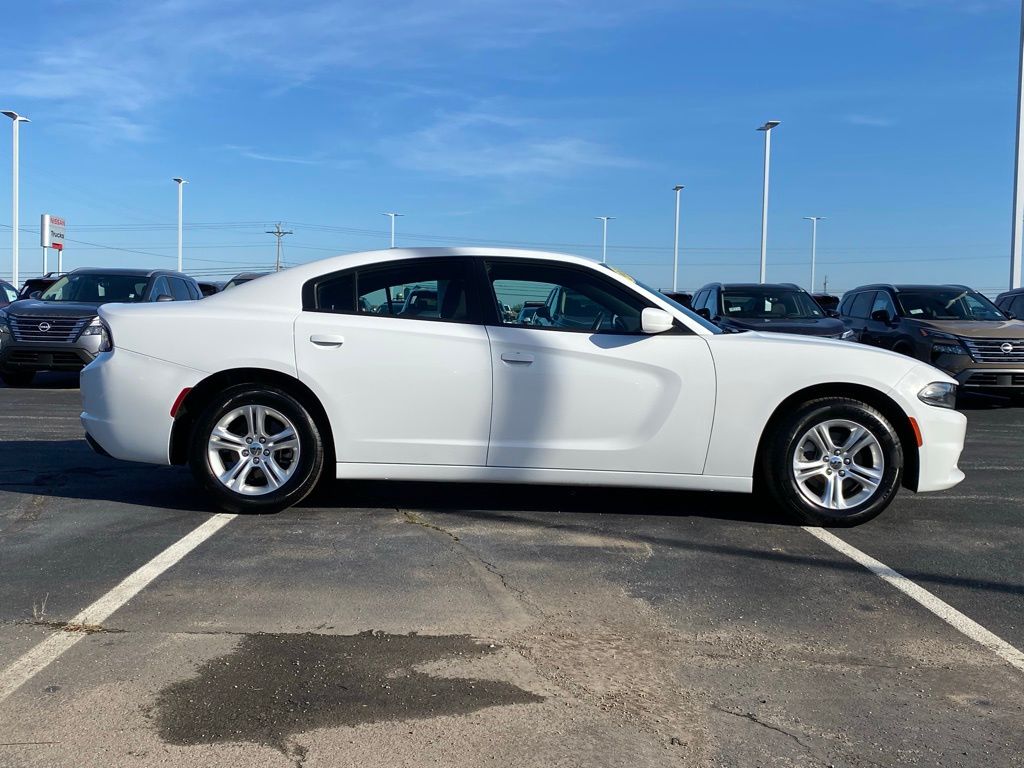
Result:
[595, 216, 616, 222]
[673, 185, 684, 192]
[172, 177, 188, 185]
[757, 120, 781, 132]
[1, 110, 29, 122]
[382, 212, 404, 218]
[803, 216, 826, 221]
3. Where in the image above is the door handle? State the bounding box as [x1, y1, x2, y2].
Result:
[500, 352, 534, 364]
[309, 334, 345, 347]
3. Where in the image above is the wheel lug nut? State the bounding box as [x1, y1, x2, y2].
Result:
[834, 449, 841, 456]
[242, 450, 249, 457]
[839, 470, 846, 477]
[259, 437, 267, 444]
[826, 469, 832, 475]
[253, 457, 260, 464]
[844, 458, 851, 465]
[264, 449, 271, 456]
[245, 437, 253, 444]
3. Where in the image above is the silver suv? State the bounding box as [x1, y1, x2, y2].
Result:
[0, 268, 201, 387]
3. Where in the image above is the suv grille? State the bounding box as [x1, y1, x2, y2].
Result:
[962, 338, 1024, 364]
[8, 315, 90, 343]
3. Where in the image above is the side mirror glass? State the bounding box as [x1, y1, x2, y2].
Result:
[696, 307, 712, 321]
[641, 307, 674, 334]
[870, 309, 891, 323]
[534, 305, 552, 322]
[156, 294, 175, 302]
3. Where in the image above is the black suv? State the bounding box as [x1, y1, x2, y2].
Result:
[690, 282, 851, 338]
[995, 287, 1024, 320]
[840, 284, 1024, 392]
[0, 268, 201, 386]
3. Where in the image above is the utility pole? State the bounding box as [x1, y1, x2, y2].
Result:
[1011, 0, 1024, 289]
[823, 275, 829, 294]
[672, 185, 684, 292]
[757, 120, 781, 284]
[265, 222, 293, 272]
[2, 111, 29, 288]
[596, 216, 615, 264]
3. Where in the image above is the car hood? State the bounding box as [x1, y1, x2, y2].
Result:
[4, 299, 103, 318]
[907, 318, 1024, 338]
[720, 316, 846, 336]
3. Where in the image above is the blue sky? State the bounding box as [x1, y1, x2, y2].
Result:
[1, 0, 1022, 295]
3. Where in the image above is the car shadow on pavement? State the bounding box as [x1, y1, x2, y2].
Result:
[0, 371, 80, 390]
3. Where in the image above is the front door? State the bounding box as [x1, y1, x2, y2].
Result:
[295, 256, 492, 466]
[483, 260, 716, 475]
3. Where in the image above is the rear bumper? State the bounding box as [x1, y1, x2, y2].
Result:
[80, 348, 204, 465]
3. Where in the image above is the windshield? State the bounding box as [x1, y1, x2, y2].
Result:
[897, 289, 1007, 321]
[39, 274, 148, 303]
[722, 288, 824, 319]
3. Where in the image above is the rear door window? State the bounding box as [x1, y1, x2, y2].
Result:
[850, 291, 875, 319]
[1012, 296, 1024, 318]
[870, 291, 897, 320]
[169, 278, 192, 301]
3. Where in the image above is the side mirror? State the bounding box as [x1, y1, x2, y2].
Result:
[641, 307, 674, 334]
[696, 307, 712, 321]
[29, 290, 41, 299]
[156, 294, 175, 302]
[534, 305, 552, 322]
[825, 309, 840, 318]
[870, 309, 891, 323]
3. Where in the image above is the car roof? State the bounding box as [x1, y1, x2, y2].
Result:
[69, 267, 193, 279]
[996, 287, 1024, 299]
[696, 282, 803, 291]
[847, 283, 974, 293]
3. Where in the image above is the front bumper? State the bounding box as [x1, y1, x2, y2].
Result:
[80, 348, 204, 465]
[0, 343, 96, 371]
[913, 404, 967, 493]
[955, 369, 1024, 389]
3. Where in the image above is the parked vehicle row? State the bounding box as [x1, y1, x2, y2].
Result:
[78, 247, 966, 527]
[0, 268, 203, 386]
[690, 282, 855, 339]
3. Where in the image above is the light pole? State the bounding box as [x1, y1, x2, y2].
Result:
[596, 216, 614, 264]
[803, 216, 826, 292]
[1011, 0, 1024, 289]
[757, 120, 781, 284]
[172, 178, 187, 272]
[672, 185, 684, 291]
[2, 111, 29, 288]
[265, 222, 293, 272]
[382, 212, 403, 248]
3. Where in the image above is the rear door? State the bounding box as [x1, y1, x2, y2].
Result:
[483, 259, 716, 475]
[294, 257, 492, 466]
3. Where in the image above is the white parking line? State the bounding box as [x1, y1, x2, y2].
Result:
[0, 513, 235, 703]
[803, 526, 1024, 673]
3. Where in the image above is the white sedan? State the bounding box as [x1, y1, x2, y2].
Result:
[79, 248, 967, 526]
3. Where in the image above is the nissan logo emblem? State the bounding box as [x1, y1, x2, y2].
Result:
[1002, 342, 1015, 354]
[37, 322, 51, 333]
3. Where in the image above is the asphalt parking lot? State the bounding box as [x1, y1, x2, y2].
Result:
[1, 374, 1022, 768]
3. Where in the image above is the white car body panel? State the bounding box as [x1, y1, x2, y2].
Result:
[295, 311, 492, 466]
[79, 247, 967, 503]
[485, 325, 716, 473]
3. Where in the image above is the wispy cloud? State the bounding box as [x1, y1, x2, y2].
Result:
[223, 144, 324, 166]
[382, 110, 637, 179]
[844, 114, 896, 128]
[0, 0, 654, 141]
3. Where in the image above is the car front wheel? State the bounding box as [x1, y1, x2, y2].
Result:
[189, 385, 325, 513]
[761, 397, 904, 527]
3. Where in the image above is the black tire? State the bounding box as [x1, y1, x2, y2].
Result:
[0, 369, 35, 387]
[760, 397, 903, 527]
[188, 385, 325, 514]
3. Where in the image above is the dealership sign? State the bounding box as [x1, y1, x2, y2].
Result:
[41, 214, 65, 251]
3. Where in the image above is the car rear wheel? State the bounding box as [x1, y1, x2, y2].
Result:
[189, 385, 325, 513]
[0, 369, 35, 387]
[761, 397, 903, 527]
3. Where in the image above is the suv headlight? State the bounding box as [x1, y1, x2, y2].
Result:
[918, 381, 957, 409]
[840, 329, 855, 340]
[919, 328, 968, 357]
[80, 316, 113, 352]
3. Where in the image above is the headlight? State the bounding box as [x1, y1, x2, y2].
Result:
[80, 316, 113, 352]
[918, 381, 957, 409]
[932, 342, 967, 356]
[840, 329, 855, 340]
[919, 328, 968, 357]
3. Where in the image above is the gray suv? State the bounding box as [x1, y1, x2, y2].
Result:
[0, 268, 201, 387]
